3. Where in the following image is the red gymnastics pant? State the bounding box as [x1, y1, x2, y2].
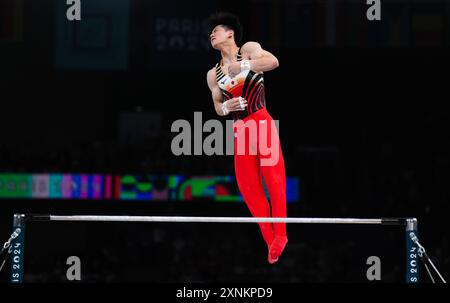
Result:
[233, 108, 287, 249]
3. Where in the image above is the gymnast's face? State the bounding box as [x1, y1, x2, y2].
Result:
[210, 25, 234, 49]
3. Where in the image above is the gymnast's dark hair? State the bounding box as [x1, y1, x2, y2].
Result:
[207, 12, 243, 45]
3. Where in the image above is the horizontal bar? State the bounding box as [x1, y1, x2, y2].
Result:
[22, 215, 389, 225]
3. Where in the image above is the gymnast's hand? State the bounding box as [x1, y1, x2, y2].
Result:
[222, 97, 247, 114]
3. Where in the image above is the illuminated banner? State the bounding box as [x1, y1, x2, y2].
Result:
[119, 174, 299, 203]
[32, 174, 50, 198]
[0, 174, 300, 203]
[0, 174, 31, 198]
[0, 174, 111, 200]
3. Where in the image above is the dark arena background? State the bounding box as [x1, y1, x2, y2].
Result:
[0, 0, 449, 286]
